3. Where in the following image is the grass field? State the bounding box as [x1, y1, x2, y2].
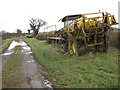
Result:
[0, 38, 16, 52]
[2, 46, 24, 88]
[22, 37, 119, 88]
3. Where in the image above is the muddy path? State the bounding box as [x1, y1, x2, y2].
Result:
[2, 40, 17, 67]
[2, 40, 53, 89]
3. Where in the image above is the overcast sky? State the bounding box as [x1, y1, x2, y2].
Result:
[0, 0, 119, 33]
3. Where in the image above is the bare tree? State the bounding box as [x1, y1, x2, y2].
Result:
[30, 18, 47, 36]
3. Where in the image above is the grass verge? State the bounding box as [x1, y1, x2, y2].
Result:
[22, 37, 119, 88]
[2, 46, 23, 88]
[0, 38, 16, 52]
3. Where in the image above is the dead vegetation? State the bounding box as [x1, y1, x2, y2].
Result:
[35, 31, 56, 40]
[109, 30, 120, 51]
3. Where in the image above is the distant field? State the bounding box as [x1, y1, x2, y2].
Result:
[23, 37, 119, 88]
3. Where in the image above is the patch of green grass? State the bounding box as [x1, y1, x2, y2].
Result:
[2, 46, 23, 88]
[23, 37, 119, 88]
[0, 38, 16, 52]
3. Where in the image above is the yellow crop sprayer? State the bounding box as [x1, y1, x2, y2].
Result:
[59, 11, 118, 55]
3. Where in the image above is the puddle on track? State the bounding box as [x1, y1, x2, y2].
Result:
[2, 40, 32, 56]
[2, 40, 53, 89]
